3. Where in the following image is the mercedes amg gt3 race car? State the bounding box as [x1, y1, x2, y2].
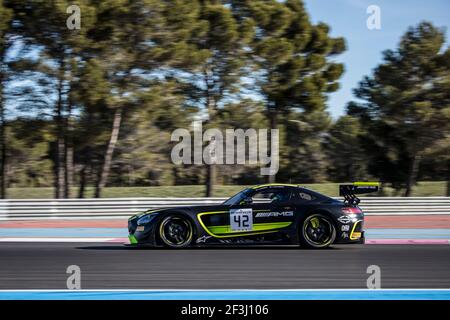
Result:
[128, 182, 379, 249]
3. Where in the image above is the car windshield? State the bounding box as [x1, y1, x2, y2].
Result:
[222, 188, 252, 205]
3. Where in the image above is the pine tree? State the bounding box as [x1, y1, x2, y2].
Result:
[231, 0, 345, 183]
[0, 0, 12, 198]
[175, 0, 254, 196]
[351, 22, 450, 196]
[8, 0, 96, 198]
[89, 0, 205, 197]
[324, 115, 368, 182]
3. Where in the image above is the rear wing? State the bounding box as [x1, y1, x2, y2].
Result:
[339, 182, 380, 205]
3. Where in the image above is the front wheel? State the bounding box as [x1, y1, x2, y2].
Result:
[158, 215, 194, 248]
[299, 213, 336, 249]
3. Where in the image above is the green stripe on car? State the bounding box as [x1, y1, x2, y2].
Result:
[208, 222, 291, 235]
[128, 234, 138, 245]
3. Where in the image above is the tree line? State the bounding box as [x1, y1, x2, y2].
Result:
[0, 0, 448, 198]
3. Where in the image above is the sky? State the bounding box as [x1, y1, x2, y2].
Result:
[303, 0, 450, 118]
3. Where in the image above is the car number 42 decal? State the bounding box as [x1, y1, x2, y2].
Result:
[230, 208, 253, 232]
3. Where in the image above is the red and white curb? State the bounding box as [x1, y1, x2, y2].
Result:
[365, 239, 450, 245]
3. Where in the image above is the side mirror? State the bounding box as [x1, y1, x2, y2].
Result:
[242, 197, 253, 205]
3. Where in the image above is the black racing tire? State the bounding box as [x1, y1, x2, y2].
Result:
[157, 214, 194, 248]
[299, 213, 336, 249]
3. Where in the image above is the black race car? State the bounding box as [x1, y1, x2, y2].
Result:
[128, 183, 378, 249]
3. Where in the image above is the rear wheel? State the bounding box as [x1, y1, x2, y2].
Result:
[158, 215, 193, 248]
[299, 213, 336, 249]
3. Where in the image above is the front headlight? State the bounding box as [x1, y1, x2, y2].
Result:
[137, 214, 156, 225]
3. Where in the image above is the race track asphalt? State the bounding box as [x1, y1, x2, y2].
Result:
[0, 243, 449, 289]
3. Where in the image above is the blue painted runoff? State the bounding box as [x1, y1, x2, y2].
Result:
[0, 290, 449, 300]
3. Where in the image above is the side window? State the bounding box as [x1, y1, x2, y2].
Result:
[251, 188, 293, 204]
[295, 190, 315, 202]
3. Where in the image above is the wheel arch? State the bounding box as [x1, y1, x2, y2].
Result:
[301, 208, 338, 228]
[305, 208, 338, 228]
[297, 208, 338, 248]
[154, 210, 198, 246]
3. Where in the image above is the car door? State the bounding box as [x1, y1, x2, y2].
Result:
[229, 187, 296, 234]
